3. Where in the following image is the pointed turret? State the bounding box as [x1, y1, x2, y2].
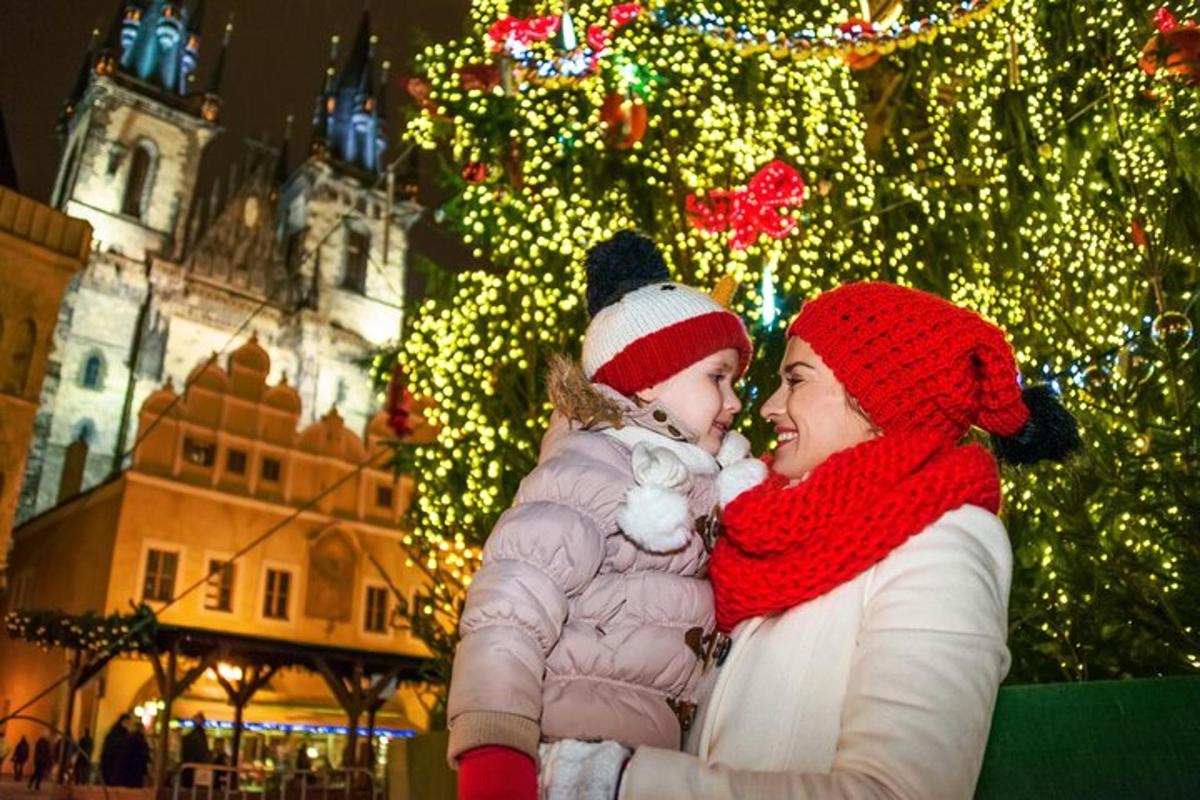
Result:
[336, 12, 374, 94]
[200, 13, 232, 122]
[310, 8, 390, 176]
[60, 27, 101, 134]
[275, 114, 294, 188]
[310, 34, 340, 160]
[181, 0, 206, 92]
[95, 1, 132, 77]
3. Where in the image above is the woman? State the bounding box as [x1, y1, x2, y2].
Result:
[547, 282, 1080, 799]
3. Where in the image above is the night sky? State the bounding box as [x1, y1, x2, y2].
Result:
[0, 0, 474, 270]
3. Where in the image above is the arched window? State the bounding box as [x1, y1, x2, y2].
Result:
[121, 140, 157, 219]
[5, 318, 36, 395]
[342, 224, 370, 293]
[74, 418, 96, 446]
[81, 351, 105, 390]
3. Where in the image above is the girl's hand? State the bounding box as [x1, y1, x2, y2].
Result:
[458, 746, 536, 800]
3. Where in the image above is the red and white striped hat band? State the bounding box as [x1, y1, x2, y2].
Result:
[582, 282, 752, 396]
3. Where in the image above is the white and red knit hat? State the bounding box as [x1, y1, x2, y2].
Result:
[581, 231, 751, 395]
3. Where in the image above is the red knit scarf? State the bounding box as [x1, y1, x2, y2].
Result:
[710, 431, 1002, 633]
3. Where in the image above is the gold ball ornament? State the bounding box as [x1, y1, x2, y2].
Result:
[1115, 344, 1154, 391]
[1150, 311, 1194, 353]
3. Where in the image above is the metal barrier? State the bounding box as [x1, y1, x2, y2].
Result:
[170, 764, 381, 800]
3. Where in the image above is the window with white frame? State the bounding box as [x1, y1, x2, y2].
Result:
[204, 559, 236, 612]
[143, 548, 179, 602]
[262, 568, 292, 620]
[363, 584, 389, 634]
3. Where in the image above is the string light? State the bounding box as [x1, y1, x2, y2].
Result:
[396, 0, 1200, 680]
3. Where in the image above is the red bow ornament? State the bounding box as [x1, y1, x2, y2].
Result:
[610, 3, 643, 27]
[488, 14, 561, 53]
[686, 161, 807, 250]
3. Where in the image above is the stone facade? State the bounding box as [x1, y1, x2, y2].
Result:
[18, 12, 417, 524]
[1, 338, 432, 767]
[0, 187, 92, 578]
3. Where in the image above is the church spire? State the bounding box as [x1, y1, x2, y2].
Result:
[310, 8, 389, 176]
[200, 13, 233, 123]
[59, 27, 101, 134]
[274, 114, 294, 188]
[90, 1, 209, 99]
[95, 1, 132, 78]
[310, 34, 340, 160]
[336, 11, 374, 94]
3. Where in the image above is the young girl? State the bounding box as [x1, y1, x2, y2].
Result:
[446, 231, 760, 800]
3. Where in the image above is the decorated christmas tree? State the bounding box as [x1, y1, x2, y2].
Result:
[384, 0, 1199, 711]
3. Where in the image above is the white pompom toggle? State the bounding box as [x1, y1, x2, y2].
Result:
[617, 484, 692, 553]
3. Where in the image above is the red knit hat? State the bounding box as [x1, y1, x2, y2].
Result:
[582, 231, 751, 395]
[788, 282, 1030, 442]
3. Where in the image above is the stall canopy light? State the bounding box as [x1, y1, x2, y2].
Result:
[175, 718, 416, 738]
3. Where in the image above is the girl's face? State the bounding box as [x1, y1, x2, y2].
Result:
[761, 337, 877, 480]
[637, 348, 743, 454]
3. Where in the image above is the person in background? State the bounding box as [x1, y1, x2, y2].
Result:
[73, 729, 94, 785]
[10, 735, 29, 782]
[213, 739, 230, 791]
[179, 712, 211, 787]
[118, 720, 150, 788]
[29, 736, 52, 791]
[99, 714, 129, 786]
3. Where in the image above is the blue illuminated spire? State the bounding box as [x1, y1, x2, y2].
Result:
[310, 9, 389, 176]
[94, 0, 207, 97]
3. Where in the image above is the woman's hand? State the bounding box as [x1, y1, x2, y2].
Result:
[539, 739, 631, 800]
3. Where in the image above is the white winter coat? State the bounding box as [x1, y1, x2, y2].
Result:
[619, 504, 1012, 800]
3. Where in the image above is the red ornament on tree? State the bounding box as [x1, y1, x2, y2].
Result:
[487, 14, 561, 53]
[687, 161, 807, 250]
[1131, 218, 1148, 248]
[609, 3, 643, 28]
[462, 162, 489, 184]
[1139, 6, 1200, 86]
[458, 63, 502, 92]
[839, 18, 882, 71]
[587, 24, 612, 52]
[405, 76, 439, 115]
[599, 93, 648, 149]
[386, 365, 413, 439]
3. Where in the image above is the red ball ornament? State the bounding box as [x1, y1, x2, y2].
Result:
[599, 93, 648, 149]
[462, 162, 489, 184]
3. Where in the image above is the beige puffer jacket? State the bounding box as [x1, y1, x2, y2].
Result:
[446, 361, 735, 765]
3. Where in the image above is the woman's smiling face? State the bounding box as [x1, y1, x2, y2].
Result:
[760, 337, 877, 480]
